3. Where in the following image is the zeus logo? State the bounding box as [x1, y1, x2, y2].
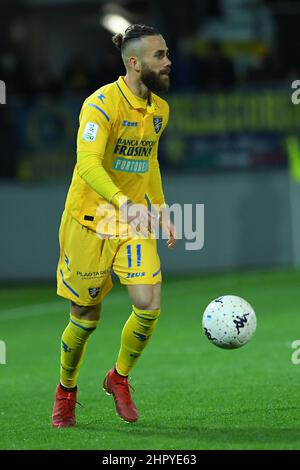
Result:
[0, 340, 6, 364]
[0, 80, 6, 104]
[126, 272, 145, 278]
[123, 120, 138, 127]
[233, 314, 249, 335]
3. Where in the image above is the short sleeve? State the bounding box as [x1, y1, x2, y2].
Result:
[77, 97, 115, 156]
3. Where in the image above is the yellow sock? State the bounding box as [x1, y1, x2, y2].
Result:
[60, 313, 99, 389]
[116, 305, 160, 376]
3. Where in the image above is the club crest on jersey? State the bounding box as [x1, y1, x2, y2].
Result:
[153, 116, 163, 133]
[88, 287, 100, 299]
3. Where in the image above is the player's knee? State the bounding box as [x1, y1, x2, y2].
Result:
[129, 284, 161, 310]
[132, 295, 153, 311]
[151, 282, 161, 310]
[135, 299, 160, 311]
[71, 301, 101, 321]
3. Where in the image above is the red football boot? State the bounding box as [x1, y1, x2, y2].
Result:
[103, 368, 138, 423]
[52, 383, 77, 428]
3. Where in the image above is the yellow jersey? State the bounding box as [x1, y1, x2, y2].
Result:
[65, 76, 169, 233]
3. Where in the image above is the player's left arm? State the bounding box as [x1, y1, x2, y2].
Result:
[147, 102, 176, 249]
[148, 159, 176, 249]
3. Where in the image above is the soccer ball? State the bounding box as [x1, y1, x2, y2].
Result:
[202, 295, 257, 349]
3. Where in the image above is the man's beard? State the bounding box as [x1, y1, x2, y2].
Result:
[140, 63, 170, 93]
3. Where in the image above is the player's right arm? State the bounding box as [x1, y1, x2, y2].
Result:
[76, 94, 152, 235]
[76, 95, 127, 208]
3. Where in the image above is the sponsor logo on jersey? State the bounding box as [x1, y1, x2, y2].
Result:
[113, 158, 149, 173]
[113, 138, 155, 158]
[82, 122, 99, 142]
[123, 120, 138, 127]
[77, 270, 110, 279]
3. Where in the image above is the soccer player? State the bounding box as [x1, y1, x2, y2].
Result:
[52, 24, 175, 427]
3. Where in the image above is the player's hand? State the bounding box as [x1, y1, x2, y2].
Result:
[120, 200, 156, 238]
[159, 207, 177, 249]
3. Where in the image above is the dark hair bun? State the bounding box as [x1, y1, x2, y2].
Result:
[112, 33, 123, 51]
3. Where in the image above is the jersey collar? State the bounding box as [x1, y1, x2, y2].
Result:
[116, 76, 155, 114]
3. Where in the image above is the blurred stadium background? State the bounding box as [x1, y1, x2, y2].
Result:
[1, 0, 300, 279]
[1, 0, 300, 451]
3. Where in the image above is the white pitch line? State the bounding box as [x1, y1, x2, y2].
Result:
[0, 292, 128, 322]
[0, 301, 64, 321]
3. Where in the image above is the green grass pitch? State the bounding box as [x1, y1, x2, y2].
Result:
[0, 269, 300, 450]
